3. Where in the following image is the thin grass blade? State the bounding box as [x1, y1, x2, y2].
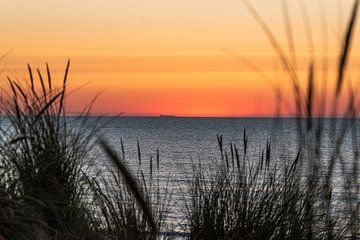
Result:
[336, 0, 359, 97]
[98, 138, 157, 232]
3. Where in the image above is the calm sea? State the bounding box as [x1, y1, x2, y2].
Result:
[86, 116, 357, 235]
[1, 116, 356, 235]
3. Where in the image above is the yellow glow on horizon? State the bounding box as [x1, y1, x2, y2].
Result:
[0, 0, 359, 116]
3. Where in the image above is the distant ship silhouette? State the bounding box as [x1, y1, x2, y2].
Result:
[159, 115, 176, 118]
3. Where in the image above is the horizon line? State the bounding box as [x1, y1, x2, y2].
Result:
[64, 113, 360, 119]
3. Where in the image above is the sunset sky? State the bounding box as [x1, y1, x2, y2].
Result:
[0, 0, 359, 116]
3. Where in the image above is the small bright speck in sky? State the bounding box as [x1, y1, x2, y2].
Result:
[0, 0, 359, 116]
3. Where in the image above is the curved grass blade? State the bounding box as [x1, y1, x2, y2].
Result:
[58, 59, 70, 115]
[37, 68, 47, 99]
[336, 0, 359, 97]
[46, 62, 52, 91]
[32, 91, 63, 124]
[98, 138, 157, 232]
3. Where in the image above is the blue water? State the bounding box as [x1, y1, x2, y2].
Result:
[83, 116, 358, 235]
[0, 115, 357, 236]
[1, 116, 357, 234]
[96, 117, 296, 167]
[92, 117, 357, 170]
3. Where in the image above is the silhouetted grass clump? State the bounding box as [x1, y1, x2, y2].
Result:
[186, 132, 345, 240]
[88, 139, 172, 240]
[0, 61, 99, 239]
[1, 1, 360, 239]
[185, 0, 360, 239]
[0, 61, 171, 240]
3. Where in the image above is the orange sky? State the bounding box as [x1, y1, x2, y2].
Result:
[0, 0, 359, 116]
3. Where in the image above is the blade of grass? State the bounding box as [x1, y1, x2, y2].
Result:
[46, 62, 52, 91]
[137, 140, 141, 166]
[282, 0, 297, 71]
[336, 0, 359, 97]
[243, 0, 304, 117]
[11, 81, 28, 104]
[98, 138, 157, 232]
[32, 91, 63, 124]
[37, 68, 47, 100]
[0, 49, 13, 62]
[27, 64, 35, 93]
[306, 63, 314, 130]
[58, 59, 70, 115]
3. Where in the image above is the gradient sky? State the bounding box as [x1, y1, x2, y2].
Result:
[0, 0, 359, 116]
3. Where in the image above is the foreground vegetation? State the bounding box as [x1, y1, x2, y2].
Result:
[1, 0, 360, 239]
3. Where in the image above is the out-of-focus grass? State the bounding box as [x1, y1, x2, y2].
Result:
[1, 1, 360, 239]
[185, 0, 360, 239]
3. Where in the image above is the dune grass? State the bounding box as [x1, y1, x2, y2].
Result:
[186, 133, 347, 240]
[0, 61, 172, 239]
[184, 1, 360, 239]
[0, 1, 360, 239]
[88, 139, 172, 240]
[0, 61, 101, 239]
[251, 0, 360, 237]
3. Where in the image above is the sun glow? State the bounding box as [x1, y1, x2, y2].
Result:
[0, 0, 359, 116]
